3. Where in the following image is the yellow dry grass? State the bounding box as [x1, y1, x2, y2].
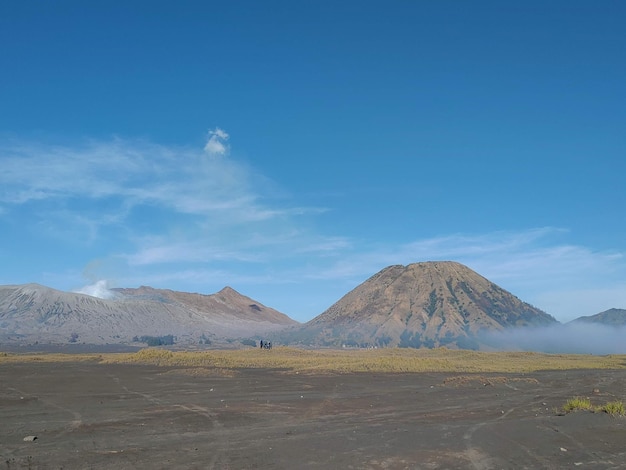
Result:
[562, 397, 626, 416]
[1, 347, 625, 374]
[0, 352, 103, 363]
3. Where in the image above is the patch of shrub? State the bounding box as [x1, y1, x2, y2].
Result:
[398, 330, 421, 348]
[132, 348, 175, 364]
[138, 334, 175, 346]
[563, 396, 593, 413]
[561, 397, 625, 417]
[599, 401, 625, 416]
[456, 335, 479, 351]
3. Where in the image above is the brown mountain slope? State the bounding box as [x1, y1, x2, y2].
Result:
[112, 285, 294, 325]
[285, 261, 556, 348]
[569, 308, 626, 326]
[0, 284, 297, 346]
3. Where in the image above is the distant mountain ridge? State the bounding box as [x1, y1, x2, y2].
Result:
[4, 262, 622, 351]
[0, 283, 297, 346]
[570, 308, 626, 326]
[282, 261, 556, 348]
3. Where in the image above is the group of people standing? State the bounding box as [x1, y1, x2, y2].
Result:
[260, 340, 272, 350]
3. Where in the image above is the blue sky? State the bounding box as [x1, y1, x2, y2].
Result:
[1, 1, 625, 323]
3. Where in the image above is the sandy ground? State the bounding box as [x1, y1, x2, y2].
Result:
[1, 361, 625, 469]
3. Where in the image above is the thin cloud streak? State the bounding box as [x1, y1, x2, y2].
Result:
[126, 239, 266, 266]
[0, 136, 269, 222]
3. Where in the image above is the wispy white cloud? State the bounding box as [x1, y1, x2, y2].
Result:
[294, 236, 352, 254]
[126, 238, 265, 266]
[203, 127, 229, 157]
[0, 132, 297, 234]
[0, 131, 340, 294]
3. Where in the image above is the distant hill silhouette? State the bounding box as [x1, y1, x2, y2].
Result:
[0, 284, 297, 346]
[569, 308, 626, 327]
[282, 261, 556, 349]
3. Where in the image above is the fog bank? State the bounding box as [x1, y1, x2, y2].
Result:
[479, 323, 625, 355]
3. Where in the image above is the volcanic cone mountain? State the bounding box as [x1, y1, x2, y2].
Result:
[286, 261, 556, 348]
[0, 284, 297, 346]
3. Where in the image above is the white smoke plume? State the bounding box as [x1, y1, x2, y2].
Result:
[74, 280, 116, 299]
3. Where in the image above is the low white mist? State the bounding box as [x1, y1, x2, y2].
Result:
[479, 323, 626, 355]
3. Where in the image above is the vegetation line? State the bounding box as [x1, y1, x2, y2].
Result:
[562, 397, 626, 416]
[1, 348, 625, 374]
